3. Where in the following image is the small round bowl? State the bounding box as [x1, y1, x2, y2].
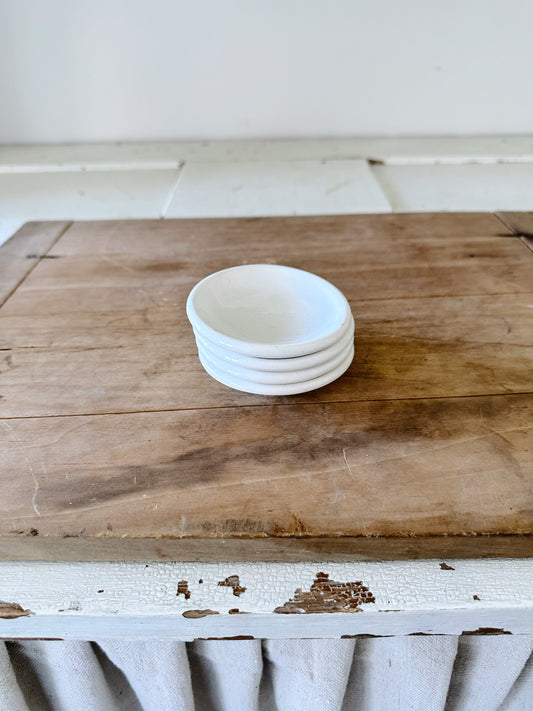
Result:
[198, 344, 354, 395]
[187, 264, 352, 358]
[193, 315, 354, 372]
[198, 338, 354, 386]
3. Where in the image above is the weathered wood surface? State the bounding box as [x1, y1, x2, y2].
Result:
[496, 211, 533, 253]
[0, 213, 531, 560]
[0, 221, 71, 307]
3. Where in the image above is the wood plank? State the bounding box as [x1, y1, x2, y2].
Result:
[0, 213, 530, 417]
[0, 293, 531, 417]
[0, 533, 531, 562]
[0, 395, 530, 554]
[0, 221, 71, 306]
[0, 214, 531, 561]
[496, 211, 533, 237]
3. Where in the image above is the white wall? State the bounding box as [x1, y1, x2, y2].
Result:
[1, 0, 532, 144]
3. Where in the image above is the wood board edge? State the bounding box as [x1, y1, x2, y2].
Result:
[0, 535, 531, 563]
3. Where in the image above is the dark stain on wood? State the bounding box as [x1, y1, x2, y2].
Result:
[43, 446, 223, 511]
[218, 575, 246, 596]
[473, 595, 480, 601]
[463, 627, 512, 635]
[272, 514, 309, 536]
[177, 580, 191, 600]
[29, 528, 39, 536]
[25, 254, 61, 260]
[155, 547, 172, 560]
[440, 562, 455, 570]
[32, 395, 529, 537]
[0, 601, 32, 619]
[38, 424, 405, 516]
[274, 572, 376, 614]
[182, 609, 219, 619]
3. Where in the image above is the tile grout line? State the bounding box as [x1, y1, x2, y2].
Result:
[367, 161, 399, 211]
[159, 163, 186, 217]
[364, 160, 393, 211]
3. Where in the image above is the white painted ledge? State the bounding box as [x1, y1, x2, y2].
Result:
[1, 560, 531, 640]
[166, 160, 390, 217]
[1, 136, 533, 171]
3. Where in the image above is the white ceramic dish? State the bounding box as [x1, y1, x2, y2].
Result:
[198, 344, 354, 395]
[187, 264, 351, 358]
[198, 338, 354, 386]
[193, 315, 355, 372]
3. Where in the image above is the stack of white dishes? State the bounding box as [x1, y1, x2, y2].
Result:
[186, 264, 354, 395]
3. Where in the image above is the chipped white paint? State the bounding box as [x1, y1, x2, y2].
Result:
[0, 560, 532, 640]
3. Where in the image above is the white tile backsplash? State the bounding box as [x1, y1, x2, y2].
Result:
[0, 219, 25, 246]
[0, 170, 180, 220]
[372, 164, 533, 212]
[165, 160, 390, 217]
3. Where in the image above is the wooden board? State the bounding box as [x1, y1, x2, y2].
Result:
[0, 213, 531, 561]
[0, 221, 71, 306]
[497, 211, 533, 253]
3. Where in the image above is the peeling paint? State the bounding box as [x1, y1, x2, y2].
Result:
[218, 575, 246, 597]
[440, 562, 455, 570]
[274, 572, 376, 614]
[197, 635, 255, 640]
[182, 609, 219, 619]
[228, 608, 250, 615]
[341, 633, 392, 639]
[177, 581, 191, 600]
[463, 627, 512, 635]
[0, 601, 32, 619]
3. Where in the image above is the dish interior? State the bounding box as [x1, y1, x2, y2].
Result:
[189, 265, 347, 346]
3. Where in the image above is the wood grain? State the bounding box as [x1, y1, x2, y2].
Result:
[0, 214, 530, 417]
[0, 214, 531, 560]
[0, 393, 531, 538]
[0, 221, 71, 306]
[496, 211, 533, 237]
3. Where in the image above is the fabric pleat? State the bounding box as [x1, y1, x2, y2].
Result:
[188, 639, 262, 711]
[341, 636, 458, 711]
[2, 635, 532, 711]
[261, 638, 356, 711]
